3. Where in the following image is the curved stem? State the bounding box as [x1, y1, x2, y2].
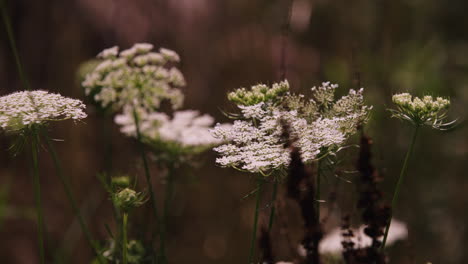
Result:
[31, 131, 45, 264]
[133, 109, 161, 262]
[381, 126, 419, 250]
[122, 212, 128, 264]
[42, 131, 105, 264]
[248, 179, 263, 264]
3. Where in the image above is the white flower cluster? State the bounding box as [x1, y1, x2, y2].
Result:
[0, 90, 87, 131]
[391, 93, 452, 129]
[211, 81, 371, 173]
[115, 107, 226, 155]
[82, 43, 185, 112]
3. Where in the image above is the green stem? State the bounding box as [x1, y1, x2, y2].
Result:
[267, 179, 278, 232]
[132, 109, 160, 258]
[159, 165, 175, 264]
[122, 212, 128, 264]
[381, 126, 419, 250]
[316, 160, 321, 223]
[42, 131, 105, 264]
[31, 131, 45, 264]
[133, 108, 160, 261]
[0, 0, 31, 91]
[248, 179, 263, 264]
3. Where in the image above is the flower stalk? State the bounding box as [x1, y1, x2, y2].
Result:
[132, 109, 160, 230]
[381, 125, 419, 249]
[267, 179, 278, 232]
[122, 212, 129, 264]
[42, 130, 105, 264]
[30, 129, 45, 264]
[248, 179, 263, 264]
[113, 188, 146, 263]
[132, 108, 164, 263]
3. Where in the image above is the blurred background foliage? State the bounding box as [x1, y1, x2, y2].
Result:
[0, 0, 467, 263]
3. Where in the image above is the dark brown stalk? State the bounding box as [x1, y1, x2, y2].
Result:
[276, 195, 298, 259]
[342, 133, 390, 264]
[357, 134, 390, 249]
[287, 146, 322, 264]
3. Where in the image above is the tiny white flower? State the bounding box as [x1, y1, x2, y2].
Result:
[159, 47, 180, 62]
[97, 46, 119, 59]
[168, 67, 186, 86]
[133, 43, 153, 53]
[238, 103, 266, 119]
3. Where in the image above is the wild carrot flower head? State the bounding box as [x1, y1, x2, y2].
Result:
[211, 81, 371, 174]
[82, 43, 185, 112]
[390, 93, 454, 129]
[0, 90, 87, 132]
[115, 106, 226, 158]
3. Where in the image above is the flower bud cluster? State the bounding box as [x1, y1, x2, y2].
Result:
[391, 93, 452, 129]
[227, 80, 289, 106]
[114, 188, 146, 212]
